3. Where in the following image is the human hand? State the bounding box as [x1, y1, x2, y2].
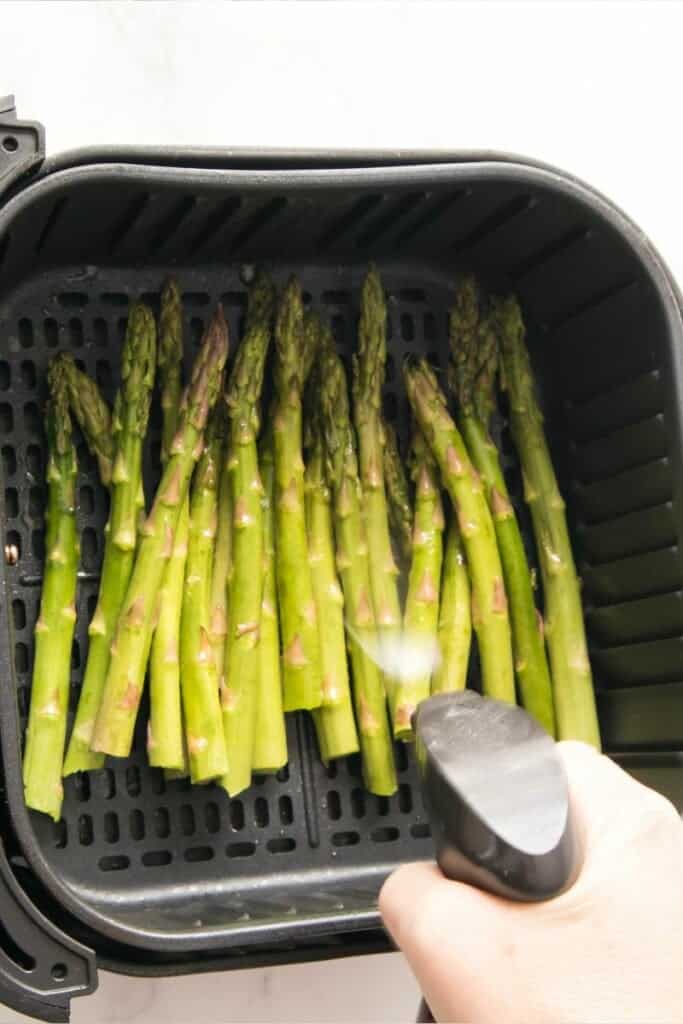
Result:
[380, 742, 683, 1023]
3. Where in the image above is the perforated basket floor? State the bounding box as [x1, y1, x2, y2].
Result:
[2, 153, 683, 959]
[0, 264, 477, 950]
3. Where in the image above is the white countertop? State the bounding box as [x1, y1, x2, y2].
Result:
[3, 2, 682, 1020]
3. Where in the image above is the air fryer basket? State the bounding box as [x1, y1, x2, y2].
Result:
[1, 138, 683, 963]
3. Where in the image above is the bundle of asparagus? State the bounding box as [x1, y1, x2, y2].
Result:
[22, 263, 599, 824]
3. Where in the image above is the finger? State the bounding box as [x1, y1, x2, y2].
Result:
[380, 861, 519, 1022]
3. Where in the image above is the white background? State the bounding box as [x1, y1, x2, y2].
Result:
[2, 1, 682, 1021]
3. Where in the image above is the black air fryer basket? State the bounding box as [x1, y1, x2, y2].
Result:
[1, 97, 683, 1020]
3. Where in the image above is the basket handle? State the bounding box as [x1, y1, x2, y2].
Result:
[0, 96, 45, 201]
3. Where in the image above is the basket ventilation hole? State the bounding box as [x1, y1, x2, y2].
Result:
[267, 838, 296, 854]
[230, 800, 245, 831]
[26, 444, 41, 475]
[332, 831, 360, 847]
[372, 826, 400, 843]
[184, 846, 214, 863]
[104, 812, 119, 844]
[14, 642, 28, 674]
[350, 788, 365, 819]
[18, 318, 33, 349]
[327, 791, 342, 821]
[254, 797, 269, 828]
[180, 804, 196, 836]
[227, 841, 255, 859]
[12, 598, 25, 630]
[154, 807, 170, 839]
[78, 815, 93, 846]
[2, 446, 16, 476]
[142, 851, 172, 868]
[399, 783, 413, 813]
[99, 855, 130, 872]
[278, 795, 293, 826]
[125, 765, 141, 798]
[198, 802, 217, 834]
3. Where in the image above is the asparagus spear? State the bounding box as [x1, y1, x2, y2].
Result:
[209, 402, 231, 689]
[497, 296, 600, 748]
[148, 280, 188, 770]
[432, 519, 471, 694]
[180, 409, 228, 782]
[221, 274, 275, 796]
[23, 360, 79, 820]
[91, 306, 229, 757]
[404, 358, 515, 705]
[273, 278, 322, 711]
[383, 420, 413, 566]
[158, 279, 185, 460]
[56, 352, 115, 487]
[352, 268, 401, 711]
[321, 342, 396, 796]
[64, 303, 156, 775]
[391, 429, 444, 739]
[252, 431, 288, 773]
[305, 355, 359, 762]
[450, 278, 555, 736]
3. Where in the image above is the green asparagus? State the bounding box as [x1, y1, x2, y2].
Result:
[209, 403, 231, 689]
[383, 420, 413, 567]
[91, 305, 229, 757]
[404, 358, 515, 705]
[64, 303, 156, 774]
[57, 352, 115, 487]
[432, 519, 471, 694]
[180, 409, 228, 782]
[392, 429, 444, 739]
[148, 279, 187, 770]
[353, 268, 401, 713]
[305, 354, 359, 761]
[23, 359, 79, 820]
[497, 295, 600, 747]
[450, 277, 555, 735]
[321, 342, 396, 796]
[252, 431, 288, 773]
[273, 278, 322, 711]
[221, 273, 275, 796]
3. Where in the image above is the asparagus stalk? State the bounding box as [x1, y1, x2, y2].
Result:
[158, 279, 185, 460]
[180, 409, 228, 782]
[23, 360, 79, 820]
[321, 342, 396, 796]
[497, 296, 600, 748]
[305, 356, 359, 761]
[221, 273, 275, 796]
[450, 278, 555, 736]
[432, 519, 472, 694]
[273, 278, 322, 711]
[91, 306, 229, 757]
[64, 303, 156, 775]
[209, 403, 231, 689]
[383, 420, 413, 566]
[148, 279, 188, 770]
[252, 431, 288, 773]
[391, 429, 444, 739]
[353, 268, 401, 709]
[404, 358, 515, 705]
[57, 352, 115, 488]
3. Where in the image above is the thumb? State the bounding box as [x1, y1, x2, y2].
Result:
[380, 861, 522, 1022]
